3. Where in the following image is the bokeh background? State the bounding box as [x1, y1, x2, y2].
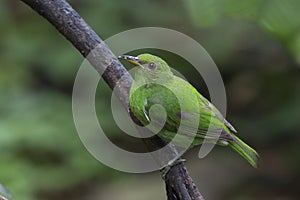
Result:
[1, 0, 300, 199]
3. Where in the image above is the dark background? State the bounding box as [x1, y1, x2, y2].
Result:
[0, 0, 299, 199]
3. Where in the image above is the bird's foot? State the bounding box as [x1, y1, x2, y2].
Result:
[160, 157, 186, 180]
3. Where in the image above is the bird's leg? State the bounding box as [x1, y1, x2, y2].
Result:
[160, 157, 186, 180]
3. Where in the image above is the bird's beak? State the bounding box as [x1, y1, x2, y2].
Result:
[118, 55, 143, 67]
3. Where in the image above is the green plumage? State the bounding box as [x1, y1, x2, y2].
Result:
[123, 53, 259, 168]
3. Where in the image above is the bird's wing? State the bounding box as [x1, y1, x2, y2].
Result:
[143, 94, 234, 141]
[198, 94, 237, 133]
[176, 103, 235, 141]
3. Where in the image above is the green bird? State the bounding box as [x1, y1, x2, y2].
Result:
[119, 54, 259, 168]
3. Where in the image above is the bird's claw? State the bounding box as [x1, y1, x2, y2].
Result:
[160, 158, 186, 180]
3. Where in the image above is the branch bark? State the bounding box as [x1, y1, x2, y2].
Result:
[20, 0, 205, 199]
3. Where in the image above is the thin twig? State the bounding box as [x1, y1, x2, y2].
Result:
[19, 0, 204, 199]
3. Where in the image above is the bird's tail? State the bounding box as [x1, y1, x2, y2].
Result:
[229, 136, 259, 168]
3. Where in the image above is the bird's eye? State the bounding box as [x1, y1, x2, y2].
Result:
[148, 62, 157, 70]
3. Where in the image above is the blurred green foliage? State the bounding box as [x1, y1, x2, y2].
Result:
[0, 0, 299, 199]
[186, 0, 300, 62]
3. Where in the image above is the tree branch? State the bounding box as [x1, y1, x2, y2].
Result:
[20, 0, 204, 199]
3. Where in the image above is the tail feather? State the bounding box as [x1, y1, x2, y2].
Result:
[229, 136, 259, 168]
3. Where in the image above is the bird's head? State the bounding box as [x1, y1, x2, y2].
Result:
[118, 53, 172, 82]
